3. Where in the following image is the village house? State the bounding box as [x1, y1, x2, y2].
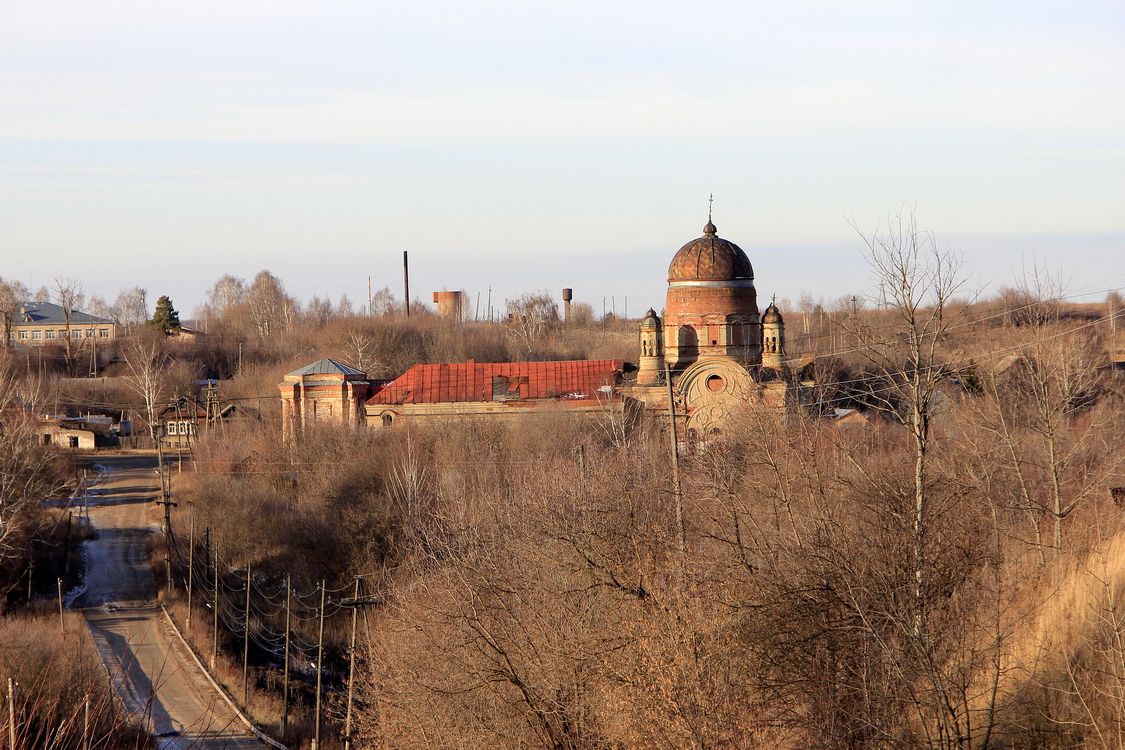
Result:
[157, 394, 248, 448]
[38, 415, 120, 449]
[9, 301, 116, 345]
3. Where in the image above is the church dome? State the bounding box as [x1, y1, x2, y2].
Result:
[640, 308, 661, 329]
[667, 220, 754, 283]
[762, 302, 783, 324]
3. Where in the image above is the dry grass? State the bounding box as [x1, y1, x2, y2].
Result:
[165, 597, 322, 748]
[0, 612, 152, 748]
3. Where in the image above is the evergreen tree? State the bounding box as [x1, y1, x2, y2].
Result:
[148, 295, 182, 335]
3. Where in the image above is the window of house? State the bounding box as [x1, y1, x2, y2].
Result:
[71, 331, 81, 339]
[31, 331, 41, 340]
[17, 331, 27, 340]
[167, 421, 177, 436]
[45, 330, 55, 339]
[382, 413, 393, 427]
[99, 329, 109, 338]
[84, 329, 94, 338]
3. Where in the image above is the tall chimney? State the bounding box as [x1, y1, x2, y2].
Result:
[403, 251, 411, 318]
[562, 288, 573, 324]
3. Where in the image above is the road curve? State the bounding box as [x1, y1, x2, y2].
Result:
[75, 454, 263, 749]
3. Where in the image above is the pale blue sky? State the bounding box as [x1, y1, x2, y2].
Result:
[1, 0, 1123, 317]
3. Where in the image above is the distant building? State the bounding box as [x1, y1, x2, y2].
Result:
[278, 359, 384, 439]
[9, 302, 116, 346]
[157, 395, 248, 448]
[365, 359, 626, 427]
[621, 215, 795, 440]
[38, 415, 119, 449]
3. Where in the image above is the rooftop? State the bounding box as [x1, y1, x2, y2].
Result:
[286, 358, 367, 378]
[369, 359, 624, 405]
[12, 301, 114, 327]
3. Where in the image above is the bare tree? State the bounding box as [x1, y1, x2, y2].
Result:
[369, 286, 399, 316]
[121, 334, 170, 485]
[344, 328, 384, 376]
[995, 270, 1116, 554]
[0, 366, 63, 594]
[337, 294, 354, 317]
[844, 212, 971, 638]
[0, 278, 30, 350]
[306, 296, 333, 326]
[246, 270, 290, 337]
[53, 277, 85, 374]
[207, 274, 246, 313]
[113, 286, 148, 335]
[505, 292, 559, 355]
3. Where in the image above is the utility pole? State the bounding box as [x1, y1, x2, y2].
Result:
[211, 555, 219, 669]
[57, 577, 65, 633]
[344, 578, 361, 750]
[242, 565, 251, 706]
[25, 547, 33, 607]
[62, 511, 73, 589]
[663, 359, 686, 569]
[403, 251, 411, 318]
[237, 342, 243, 373]
[82, 695, 90, 750]
[313, 581, 326, 750]
[154, 466, 177, 593]
[7, 678, 15, 749]
[281, 574, 292, 737]
[186, 517, 195, 634]
[342, 578, 382, 750]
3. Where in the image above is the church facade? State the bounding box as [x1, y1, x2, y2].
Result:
[623, 216, 791, 440]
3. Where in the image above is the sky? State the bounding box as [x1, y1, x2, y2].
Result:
[1, 0, 1123, 318]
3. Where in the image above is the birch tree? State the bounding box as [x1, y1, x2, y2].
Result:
[844, 211, 970, 639]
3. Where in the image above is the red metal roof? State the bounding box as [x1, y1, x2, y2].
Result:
[367, 359, 624, 405]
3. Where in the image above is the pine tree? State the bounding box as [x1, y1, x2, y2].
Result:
[148, 295, 182, 335]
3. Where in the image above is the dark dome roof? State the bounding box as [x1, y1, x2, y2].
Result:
[762, 302, 783, 324]
[668, 220, 754, 282]
[640, 308, 661, 328]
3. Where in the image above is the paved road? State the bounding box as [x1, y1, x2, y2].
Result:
[74, 454, 264, 749]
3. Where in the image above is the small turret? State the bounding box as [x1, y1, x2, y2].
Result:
[761, 298, 785, 371]
[637, 308, 664, 385]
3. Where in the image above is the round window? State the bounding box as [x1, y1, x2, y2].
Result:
[706, 375, 725, 393]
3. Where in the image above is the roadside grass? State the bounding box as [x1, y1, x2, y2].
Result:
[0, 611, 152, 748]
[165, 599, 321, 748]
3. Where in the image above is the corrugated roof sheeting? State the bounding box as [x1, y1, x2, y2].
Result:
[368, 359, 625, 405]
[287, 358, 366, 377]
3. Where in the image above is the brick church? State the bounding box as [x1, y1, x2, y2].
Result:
[279, 214, 792, 441]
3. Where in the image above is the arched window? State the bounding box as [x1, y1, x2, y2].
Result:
[382, 413, 394, 427]
[678, 325, 698, 352]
